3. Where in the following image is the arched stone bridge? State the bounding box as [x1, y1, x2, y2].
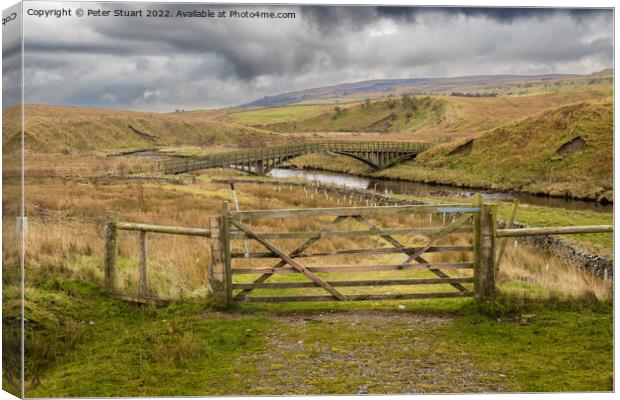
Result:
[159, 141, 433, 175]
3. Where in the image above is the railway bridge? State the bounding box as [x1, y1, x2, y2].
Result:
[159, 141, 433, 175]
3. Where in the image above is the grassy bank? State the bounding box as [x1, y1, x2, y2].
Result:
[10, 278, 612, 396]
[380, 102, 613, 202]
[2, 105, 280, 153]
[230, 85, 612, 143]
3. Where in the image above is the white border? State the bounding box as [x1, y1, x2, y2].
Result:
[0, 1, 616, 400]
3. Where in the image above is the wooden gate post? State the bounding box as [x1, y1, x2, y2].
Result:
[104, 213, 118, 293]
[222, 202, 233, 305]
[472, 194, 482, 296]
[209, 216, 226, 305]
[477, 204, 497, 299]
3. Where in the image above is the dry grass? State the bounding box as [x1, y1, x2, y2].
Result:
[2, 104, 280, 153]
[19, 153, 610, 303]
[25, 152, 154, 177]
[498, 239, 611, 301]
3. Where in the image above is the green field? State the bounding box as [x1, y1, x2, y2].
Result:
[9, 279, 612, 396]
[230, 104, 349, 125]
[395, 194, 613, 255]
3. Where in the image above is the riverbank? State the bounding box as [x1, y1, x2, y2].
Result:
[275, 164, 612, 213]
[283, 159, 613, 207]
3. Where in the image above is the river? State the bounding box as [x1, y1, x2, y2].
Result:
[118, 150, 612, 213]
[269, 168, 612, 213]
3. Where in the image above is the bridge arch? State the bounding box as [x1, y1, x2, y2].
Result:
[225, 151, 378, 175]
[329, 151, 381, 170]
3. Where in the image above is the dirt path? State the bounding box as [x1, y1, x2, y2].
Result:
[225, 311, 510, 394]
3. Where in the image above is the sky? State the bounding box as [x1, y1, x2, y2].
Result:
[2, 3, 614, 111]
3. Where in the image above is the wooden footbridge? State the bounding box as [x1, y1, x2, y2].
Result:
[159, 141, 433, 175]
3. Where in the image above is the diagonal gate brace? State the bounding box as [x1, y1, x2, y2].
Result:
[234, 215, 348, 299]
[231, 219, 349, 301]
[353, 214, 471, 294]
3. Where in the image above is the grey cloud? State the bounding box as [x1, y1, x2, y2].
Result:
[16, 3, 614, 112]
[301, 6, 612, 29]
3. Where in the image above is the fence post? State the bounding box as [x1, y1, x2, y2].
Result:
[472, 194, 482, 296]
[209, 216, 226, 305]
[495, 199, 519, 271]
[139, 230, 148, 298]
[490, 205, 498, 294]
[478, 204, 497, 299]
[104, 213, 118, 293]
[222, 202, 233, 306]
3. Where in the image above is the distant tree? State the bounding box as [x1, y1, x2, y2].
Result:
[333, 106, 344, 119]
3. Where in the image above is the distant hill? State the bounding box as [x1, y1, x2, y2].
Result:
[260, 96, 446, 134]
[231, 83, 612, 144]
[241, 69, 612, 108]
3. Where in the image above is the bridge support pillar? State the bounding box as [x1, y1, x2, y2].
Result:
[255, 160, 266, 175]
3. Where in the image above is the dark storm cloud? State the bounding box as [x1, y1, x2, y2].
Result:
[19, 3, 613, 112]
[302, 6, 610, 29]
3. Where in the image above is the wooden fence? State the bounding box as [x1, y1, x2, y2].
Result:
[104, 215, 211, 303]
[104, 199, 612, 305]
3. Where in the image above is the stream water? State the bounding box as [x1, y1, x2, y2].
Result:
[269, 168, 612, 213]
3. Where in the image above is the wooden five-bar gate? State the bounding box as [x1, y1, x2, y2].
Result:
[213, 201, 489, 303]
[104, 199, 612, 305]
